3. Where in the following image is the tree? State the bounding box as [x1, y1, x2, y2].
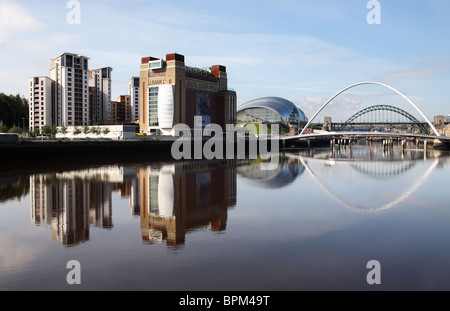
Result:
[91, 127, 101, 135]
[8, 125, 22, 134]
[102, 127, 110, 135]
[73, 127, 82, 136]
[51, 126, 58, 138]
[0, 122, 8, 133]
[31, 127, 40, 137]
[60, 125, 68, 137]
[41, 125, 52, 136]
[0, 93, 29, 130]
[83, 125, 90, 136]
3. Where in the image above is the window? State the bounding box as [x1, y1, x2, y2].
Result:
[66, 54, 73, 67]
[148, 87, 159, 126]
[102, 68, 108, 78]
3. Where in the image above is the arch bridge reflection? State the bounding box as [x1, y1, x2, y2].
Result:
[287, 146, 448, 212]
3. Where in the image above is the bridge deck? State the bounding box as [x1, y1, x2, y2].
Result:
[282, 131, 450, 141]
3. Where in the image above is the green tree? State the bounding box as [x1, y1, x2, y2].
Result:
[102, 127, 110, 135]
[31, 127, 40, 137]
[8, 125, 22, 134]
[0, 122, 9, 133]
[41, 125, 52, 136]
[73, 127, 82, 136]
[0, 93, 29, 130]
[60, 125, 68, 137]
[91, 127, 101, 135]
[83, 125, 90, 135]
[51, 126, 58, 138]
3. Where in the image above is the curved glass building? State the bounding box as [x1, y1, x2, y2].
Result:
[236, 97, 308, 134]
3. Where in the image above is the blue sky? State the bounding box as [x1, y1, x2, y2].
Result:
[1, 0, 450, 122]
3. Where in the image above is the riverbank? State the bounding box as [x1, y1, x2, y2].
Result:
[0, 139, 175, 162]
[0, 136, 334, 167]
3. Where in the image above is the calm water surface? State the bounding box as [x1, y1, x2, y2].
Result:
[1, 143, 450, 291]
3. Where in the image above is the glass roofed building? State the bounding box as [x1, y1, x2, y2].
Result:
[236, 97, 308, 135]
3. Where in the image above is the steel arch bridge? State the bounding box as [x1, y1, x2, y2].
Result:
[300, 81, 440, 137]
[335, 104, 430, 134]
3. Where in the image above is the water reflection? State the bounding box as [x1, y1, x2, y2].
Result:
[286, 144, 450, 212]
[3, 143, 450, 248]
[138, 162, 236, 246]
[237, 155, 305, 189]
[27, 161, 237, 247]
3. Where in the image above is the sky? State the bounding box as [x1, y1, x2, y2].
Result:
[1, 0, 450, 123]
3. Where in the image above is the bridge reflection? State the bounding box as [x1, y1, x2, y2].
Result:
[5, 145, 449, 247]
[288, 145, 449, 212]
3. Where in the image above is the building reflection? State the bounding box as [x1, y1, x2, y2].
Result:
[139, 161, 236, 246]
[237, 154, 305, 189]
[29, 160, 237, 247]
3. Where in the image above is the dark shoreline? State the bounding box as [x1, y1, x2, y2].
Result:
[0, 138, 329, 174]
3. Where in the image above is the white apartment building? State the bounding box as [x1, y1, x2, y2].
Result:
[128, 77, 140, 122]
[50, 53, 90, 126]
[89, 67, 113, 124]
[28, 76, 54, 131]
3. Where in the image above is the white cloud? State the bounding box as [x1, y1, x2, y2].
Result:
[377, 67, 448, 82]
[0, 0, 44, 44]
[0, 233, 40, 273]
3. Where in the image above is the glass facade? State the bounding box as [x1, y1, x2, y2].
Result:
[243, 108, 284, 124]
[237, 97, 308, 128]
[66, 55, 73, 67]
[148, 87, 159, 126]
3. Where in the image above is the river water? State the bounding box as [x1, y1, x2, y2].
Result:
[1, 142, 450, 291]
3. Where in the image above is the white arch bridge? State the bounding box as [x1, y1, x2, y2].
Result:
[282, 82, 450, 146]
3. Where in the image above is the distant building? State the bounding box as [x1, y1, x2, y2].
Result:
[139, 53, 237, 135]
[323, 116, 332, 131]
[434, 115, 445, 126]
[50, 53, 90, 126]
[28, 76, 55, 131]
[236, 97, 308, 135]
[29, 53, 113, 130]
[444, 124, 450, 137]
[128, 77, 140, 122]
[88, 67, 113, 125]
[111, 95, 131, 124]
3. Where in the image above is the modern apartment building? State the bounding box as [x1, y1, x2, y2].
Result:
[89, 67, 113, 125]
[28, 76, 55, 131]
[50, 53, 90, 126]
[128, 77, 140, 122]
[139, 53, 237, 135]
[111, 95, 131, 124]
